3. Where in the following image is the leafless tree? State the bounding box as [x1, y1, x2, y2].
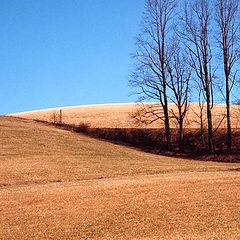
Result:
[59, 109, 63, 124]
[131, 103, 165, 126]
[178, 0, 215, 152]
[166, 47, 191, 149]
[215, 0, 240, 152]
[130, 0, 177, 149]
[50, 109, 63, 124]
[191, 84, 207, 148]
[51, 111, 58, 124]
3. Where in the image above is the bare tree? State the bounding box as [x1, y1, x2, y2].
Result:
[178, 0, 215, 152]
[59, 109, 63, 124]
[197, 90, 207, 148]
[131, 103, 165, 126]
[130, 0, 177, 149]
[167, 47, 191, 150]
[50, 109, 63, 124]
[215, 0, 240, 153]
[51, 111, 58, 124]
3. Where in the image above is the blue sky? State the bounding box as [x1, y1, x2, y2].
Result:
[0, 0, 144, 114]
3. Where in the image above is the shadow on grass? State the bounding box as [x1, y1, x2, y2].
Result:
[36, 120, 240, 163]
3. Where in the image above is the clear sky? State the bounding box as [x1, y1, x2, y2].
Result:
[0, 0, 144, 114]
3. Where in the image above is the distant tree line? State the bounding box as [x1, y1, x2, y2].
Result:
[130, 0, 240, 153]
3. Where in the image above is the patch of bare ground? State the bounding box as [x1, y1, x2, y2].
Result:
[1, 116, 240, 239]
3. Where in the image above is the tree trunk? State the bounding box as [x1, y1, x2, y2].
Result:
[224, 34, 232, 153]
[226, 75, 232, 153]
[163, 98, 171, 149]
[200, 115, 205, 148]
[179, 117, 184, 151]
[206, 99, 213, 152]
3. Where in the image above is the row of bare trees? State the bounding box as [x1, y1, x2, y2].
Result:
[130, 0, 240, 153]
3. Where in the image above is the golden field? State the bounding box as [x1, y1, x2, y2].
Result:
[1, 116, 240, 239]
[13, 103, 240, 129]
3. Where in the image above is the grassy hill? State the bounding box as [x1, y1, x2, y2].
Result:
[1, 116, 240, 239]
[13, 103, 240, 129]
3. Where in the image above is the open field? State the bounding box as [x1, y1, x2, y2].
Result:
[1, 116, 240, 239]
[12, 103, 240, 129]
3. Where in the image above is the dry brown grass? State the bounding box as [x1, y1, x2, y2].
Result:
[1, 172, 240, 240]
[12, 102, 240, 129]
[1, 116, 240, 239]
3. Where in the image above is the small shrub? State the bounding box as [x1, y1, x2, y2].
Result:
[76, 123, 90, 133]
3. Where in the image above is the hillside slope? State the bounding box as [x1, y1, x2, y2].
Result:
[1, 116, 234, 186]
[13, 103, 240, 129]
[1, 116, 240, 239]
